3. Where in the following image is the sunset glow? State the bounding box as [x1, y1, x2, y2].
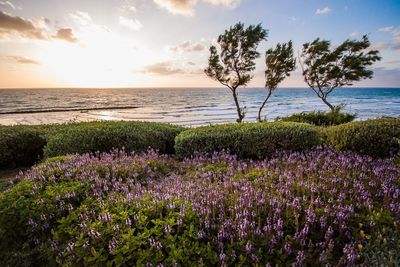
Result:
[1, 0, 400, 88]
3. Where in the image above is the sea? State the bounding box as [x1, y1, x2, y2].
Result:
[0, 87, 399, 127]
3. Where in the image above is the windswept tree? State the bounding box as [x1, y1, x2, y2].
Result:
[205, 22, 268, 122]
[300, 35, 381, 111]
[258, 41, 296, 121]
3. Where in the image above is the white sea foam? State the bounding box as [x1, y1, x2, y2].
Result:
[0, 88, 399, 126]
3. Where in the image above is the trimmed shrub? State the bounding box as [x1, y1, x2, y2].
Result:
[43, 121, 184, 158]
[0, 126, 47, 168]
[175, 122, 322, 159]
[324, 118, 400, 157]
[276, 108, 356, 126]
[0, 122, 184, 169]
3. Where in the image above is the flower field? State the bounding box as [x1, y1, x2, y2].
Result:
[0, 148, 399, 266]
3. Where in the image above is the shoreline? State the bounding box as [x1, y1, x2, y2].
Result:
[0, 112, 398, 127]
[0, 106, 139, 115]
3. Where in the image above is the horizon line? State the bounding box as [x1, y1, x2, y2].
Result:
[1, 86, 400, 90]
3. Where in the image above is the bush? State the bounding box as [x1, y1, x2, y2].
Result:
[325, 118, 400, 157]
[175, 122, 321, 159]
[0, 122, 184, 169]
[0, 126, 47, 168]
[0, 149, 398, 266]
[43, 121, 184, 158]
[276, 107, 356, 126]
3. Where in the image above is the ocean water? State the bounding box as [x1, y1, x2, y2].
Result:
[0, 87, 399, 126]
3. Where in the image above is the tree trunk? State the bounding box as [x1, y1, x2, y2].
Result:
[232, 89, 244, 123]
[321, 97, 334, 111]
[258, 90, 272, 122]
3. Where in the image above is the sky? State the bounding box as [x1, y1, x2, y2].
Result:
[0, 0, 400, 88]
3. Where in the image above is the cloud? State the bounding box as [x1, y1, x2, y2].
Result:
[368, 42, 390, 51]
[52, 28, 78, 43]
[203, 0, 240, 8]
[153, 0, 240, 16]
[169, 40, 205, 52]
[0, 1, 16, 9]
[121, 5, 137, 13]
[386, 60, 400, 64]
[391, 27, 400, 50]
[363, 67, 400, 87]
[315, 7, 332, 15]
[153, 0, 196, 16]
[377, 26, 400, 51]
[119, 16, 142, 31]
[69, 11, 111, 34]
[350, 32, 358, 37]
[0, 11, 46, 40]
[6, 55, 40, 64]
[70, 11, 93, 27]
[139, 62, 185, 75]
[34, 17, 51, 30]
[378, 26, 394, 32]
[187, 61, 196, 65]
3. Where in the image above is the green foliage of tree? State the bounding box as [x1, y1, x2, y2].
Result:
[300, 35, 381, 110]
[258, 41, 296, 121]
[205, 22, 268, 122]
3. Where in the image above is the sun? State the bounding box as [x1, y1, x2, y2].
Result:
[35, 28, 154, 87]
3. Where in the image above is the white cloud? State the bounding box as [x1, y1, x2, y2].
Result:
[350, 32, 358, 37]
[119, 16, 142, 31]
[153, 0, 196, 16]
[377, 26, 400, 51]
[169, 40, 205, 52]
[203, 0, 240, 8]
[153, 0, 240, 16]
[70, 11, 93, 27]
[6, 55, 39, 64]
[315, 6, 332, 15]
[69, 11, 112, 35]
[368, 42, 390, 51]
[378, 26, 394, 32]
[120, 4, 137, 16]
[125, 5, 137, 13]
[360, 67, 400, 87]
[139, 61, 185, 75]
[386, 59, 400, 64]
[391, 27, 400, 50]
[0, 1, 16, 10]
[34, 17, 51, 31]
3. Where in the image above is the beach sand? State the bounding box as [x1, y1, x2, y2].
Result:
[0, 108, 161, 126]
[0, 107, 238, 127]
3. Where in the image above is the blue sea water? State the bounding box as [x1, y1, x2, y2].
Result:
[0, 87, 399, 126]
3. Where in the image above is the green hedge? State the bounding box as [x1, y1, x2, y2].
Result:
[2, 118, 398, 169]
[324, 118, 400, 157]
[43, 121, 184, 158]
[0, 126, 47, 168]
[0, 122, 184, 169]
[276, 109, 356, 126]
[175, 122, 322, 159]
